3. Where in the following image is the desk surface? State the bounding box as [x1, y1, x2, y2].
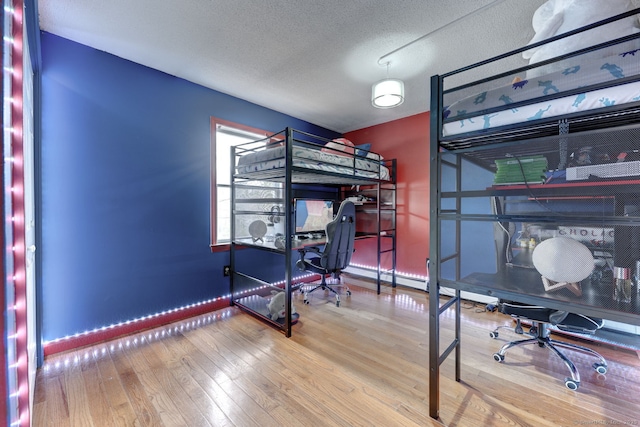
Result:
[234, 236, 327, 251]
[457, 266, 639, 325]
[235, 233, 381, 251]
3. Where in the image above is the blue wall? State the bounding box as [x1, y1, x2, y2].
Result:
[40, 32, 340, 341]
[439, 153, 497, 280]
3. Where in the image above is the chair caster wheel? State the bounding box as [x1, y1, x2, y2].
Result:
[564, 378, 579, 390]
[304, 299, 310, 305]
[493, 353, 504, 362]
[515, 325, 524, 334]
[346, 290, 351, 296]
[593, 363, 607, 374]
[336, 300, 340, 307]
[489, 331, 498, 339]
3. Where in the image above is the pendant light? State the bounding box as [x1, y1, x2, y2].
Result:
[372, 62, 404, 109]
[371, 1, 506, 109]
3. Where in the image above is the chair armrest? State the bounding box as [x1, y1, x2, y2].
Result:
[298, 246, 321, 257]
[296, 246, 321, 271]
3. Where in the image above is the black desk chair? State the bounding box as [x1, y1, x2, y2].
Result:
[490, 302, 608, 390]
[296, 200, 356, 307]
[488, 199, 608, 390]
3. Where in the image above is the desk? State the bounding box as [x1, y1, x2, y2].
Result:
[292, 236, 327, 249]
[231, 236, 322, 328]
[234, 236, 327, 251]
[458, 266, 639, 325]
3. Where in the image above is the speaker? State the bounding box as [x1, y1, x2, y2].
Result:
[614, 199, 640, 270]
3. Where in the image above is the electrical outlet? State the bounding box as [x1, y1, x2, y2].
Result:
[223, 265, 230, 276]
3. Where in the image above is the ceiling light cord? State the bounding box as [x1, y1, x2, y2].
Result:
[377, 0, 508, 65]
[371, 0, 506, 109]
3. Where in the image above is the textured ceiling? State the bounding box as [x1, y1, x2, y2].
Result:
[38, 0, 552, 133]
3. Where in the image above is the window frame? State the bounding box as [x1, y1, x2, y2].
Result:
[210, 117, 271, 251]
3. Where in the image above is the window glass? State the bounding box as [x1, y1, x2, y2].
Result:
[212, 120, 281, 246]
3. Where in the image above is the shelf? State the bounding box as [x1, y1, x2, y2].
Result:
[431, 116, 640, 342]
[493, 178, 640, 189]
[440, 180, 640, 200]
[341, 179, 397, 291]
[235, 294, 300, 326]
[455, 266, 639, 325]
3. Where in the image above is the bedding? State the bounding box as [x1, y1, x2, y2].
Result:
[236, 144, 390, 180]
[321, 137, 355, 156]
[354, 143, 372, 157]
[442, 47, 640, 137]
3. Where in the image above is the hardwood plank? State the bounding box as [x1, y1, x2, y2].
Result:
[34, 274, 640, 427]
[161, 329, 268, 427]
[33, 369, 48, 426]
[43, 375, 71, 427]
[137, 339, 212, 427]
[214, 316, 431, 426]
[121, 338, 190, 426]
[108, 341, 165, 426]
[80, 352, 120, 426]
[64, 358, 96, 427]
[93, 344, 141, 426]
[187, 325, 335, 426]
[151, 337, 235, 427]
[222, 318, 366, 426]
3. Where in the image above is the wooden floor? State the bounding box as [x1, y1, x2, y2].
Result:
[34, 275, 640, 427]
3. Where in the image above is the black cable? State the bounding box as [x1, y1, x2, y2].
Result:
[508, 153, 561, 215]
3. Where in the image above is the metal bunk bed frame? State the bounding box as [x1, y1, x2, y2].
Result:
[429, 9, 640, 420]
[230, 127, 397, 337]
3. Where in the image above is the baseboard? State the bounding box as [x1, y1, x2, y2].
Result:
[344, 266, 499, 305]
[344, 266, 428, 290]
[439, 287, 499, 305]
[43, 297, 231, 356]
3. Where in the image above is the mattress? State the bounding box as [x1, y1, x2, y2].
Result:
[236, 144, 391, 181]
[442, 47, 640, 137]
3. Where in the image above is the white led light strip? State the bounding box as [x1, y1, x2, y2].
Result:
[347, 262, 427, 282]
[43, 268, 427, 347]
[43, 295, 231, 345]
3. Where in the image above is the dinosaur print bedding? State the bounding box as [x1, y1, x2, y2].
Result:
[442, 48, 640, 137]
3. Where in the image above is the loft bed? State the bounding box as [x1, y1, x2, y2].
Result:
[230, 128, 396, 337]
[428, 8, 640, 420]
[436, 9, 640, 166]
[430, 8, 640, 316]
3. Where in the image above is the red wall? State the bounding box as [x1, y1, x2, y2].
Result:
[345, 112, 430, 277]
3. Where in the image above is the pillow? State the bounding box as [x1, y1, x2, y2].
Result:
[523, 0, 640, 78]
[354, 143, 371, 157]
[266, 137, 284, 147]
[321, 138, 355, 157]
[366, 151, 384, 164]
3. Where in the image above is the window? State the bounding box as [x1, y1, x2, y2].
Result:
[210, 118, 281, 248]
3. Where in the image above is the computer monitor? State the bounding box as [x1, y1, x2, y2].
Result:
[294, 199, 334, 235]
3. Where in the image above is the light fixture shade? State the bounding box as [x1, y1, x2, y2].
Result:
[372, 78, 404, 108]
